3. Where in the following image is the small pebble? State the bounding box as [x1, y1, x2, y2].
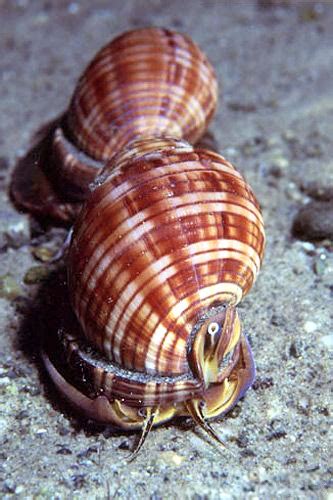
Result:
[56, 446, 73, 455]
[0, 210, 30, 250]
[35, 428, 47, 435]
[15, 410, 29, 420]
[289, 342, 301, 358]
[118, 440, 130, 450]
[14, 485, 25, 495]
[23, 266, 50, 284]
[313, 254, 327, 276]
[300, 241, 315, 253]
[319, 335, 333, 350]
[272, 156, 289, 169]
[285, 182, 304, 202]
[248, 466, 268, 483]
[0, 377, 11, 387]
[282, 129, 297, 142]
[3, 479, 16, 494]
[0, 274, 23, 300]
[303, 321, 317, 333]
[31, 246, 55, 262]
[235, 431, 249, 448]
[266, 398, 283, 420]
[297, 396, 311, 415]
[228, 404, 242, 418]
[292, 201, 333, 241]
[224, 147, 238, 158]
[157, 451, 185, 467]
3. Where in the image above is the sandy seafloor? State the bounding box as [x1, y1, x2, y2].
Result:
[0, 0, 332, 498]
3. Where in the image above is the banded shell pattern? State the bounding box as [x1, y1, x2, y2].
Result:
[10, 28, 217, 223]
[43, 138, 265, 437]
[67, 28, 218, 161]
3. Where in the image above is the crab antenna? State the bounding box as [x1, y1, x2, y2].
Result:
[186, 399, 226, 448]
[128, 407, 158, 461]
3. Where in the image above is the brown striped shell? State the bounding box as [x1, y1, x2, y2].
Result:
[10, 28, 218, 223]
[67, 27, 218, 161]
[43, 138, 265, 438]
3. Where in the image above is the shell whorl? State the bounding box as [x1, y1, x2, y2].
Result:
[66, 28, 218, 162]
[68, 138, 265, 378]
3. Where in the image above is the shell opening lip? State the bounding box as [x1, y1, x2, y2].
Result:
[41, 333, 255, 427]
[64, 332, 196, 385]
[56, 119, 103, 170]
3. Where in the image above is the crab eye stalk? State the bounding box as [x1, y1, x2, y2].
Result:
[188, 306, 242, 386]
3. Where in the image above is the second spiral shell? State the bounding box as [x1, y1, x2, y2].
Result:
[10, 28, 218, 223]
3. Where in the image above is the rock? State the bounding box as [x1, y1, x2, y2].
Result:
[303, 321, 318, 333]
[285, 182, 304, 202]
[31, 245, 56, 262]
[267, 154, 289, 178]
[313, 253, 327, 275]
[156, 451, 185, 467]
[289, 341, 302, 358]
[2, 479, 16, 494]
[292, 201, 333, 241]
[23, 265, 50, 284]
[0, 274, 23, 300]
[319, 335, 333, 350]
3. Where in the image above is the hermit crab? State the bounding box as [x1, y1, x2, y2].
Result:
[42, 137, 265, 454]
[11, 28, 265, 455]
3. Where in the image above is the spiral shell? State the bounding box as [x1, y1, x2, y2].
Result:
[67, 27, 218, 161]
[10, 28, 217, 223]
[43, 138, 265, 435]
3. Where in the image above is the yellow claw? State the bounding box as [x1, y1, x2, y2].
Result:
[185, 399, 226, 448]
